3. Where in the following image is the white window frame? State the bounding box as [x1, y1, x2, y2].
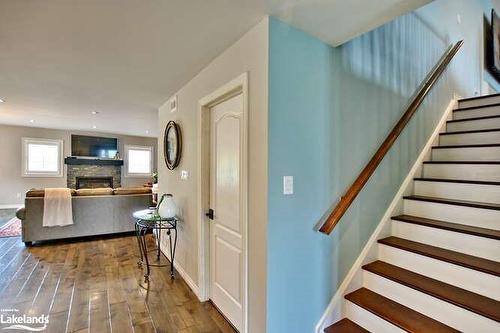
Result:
[125, 145, 153, 178]
[22, 137, 64, 177]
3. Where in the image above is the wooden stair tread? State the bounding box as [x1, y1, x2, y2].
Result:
[403, 195, 500, 211]
[324, 318, 369, 333]
[447, 114, 500, 123]
[345, 288, 458, 332]
[454, 102, 500, 111]
[440, 127, 500, 135]
[458, 93, 500, 102]
[392, 214, 500, 240]
[423, 160, 500, 164]
[363, 261, 500, 322]
[413, 177, 500, 186]
[432, 143, 500, 149]
[378, 236, 500, 277]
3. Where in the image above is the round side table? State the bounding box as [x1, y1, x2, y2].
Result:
[133, 209, 179, 282]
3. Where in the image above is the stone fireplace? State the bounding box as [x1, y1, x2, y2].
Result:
[67, 164, 121, 189]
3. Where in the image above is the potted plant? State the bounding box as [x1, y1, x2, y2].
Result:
[152, 172, 159, 204]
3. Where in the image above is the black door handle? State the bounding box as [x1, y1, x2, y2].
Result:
[206, 209, 214, 220]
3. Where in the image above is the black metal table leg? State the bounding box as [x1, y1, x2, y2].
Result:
[135, 223, 143, 267]
[140, 226, 150, 282]
[156, 228, 161, 261]
[168, 227, 178, 278]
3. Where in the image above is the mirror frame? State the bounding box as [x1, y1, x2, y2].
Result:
[164, 121, 182, 170]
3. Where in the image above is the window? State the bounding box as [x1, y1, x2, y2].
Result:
[22, 138, 63, 177]
[125, 145, 153, 177]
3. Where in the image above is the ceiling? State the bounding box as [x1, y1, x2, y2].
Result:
[0, 0, 429, 137]
[274, 0, 432, 46]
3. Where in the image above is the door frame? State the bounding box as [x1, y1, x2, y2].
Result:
[197, 72, 248, 332]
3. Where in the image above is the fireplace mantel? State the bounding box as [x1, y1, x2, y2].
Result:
[64, 157, 124, 166]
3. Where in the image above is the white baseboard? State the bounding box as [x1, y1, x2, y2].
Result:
[157, 236, 201, 300]
[0, 204, 23, 209]
[171, 255, 201, 300]
[315, 98, 458, 332]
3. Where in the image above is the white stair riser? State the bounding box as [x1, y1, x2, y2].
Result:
[378, 244, 500, 300]
[439, 131, 500, 146]
[403, 199, 500, 229]
[454, 105, 500, 120]
[459, 96, 500, 108]
[344, 301, 404, 333]
[363, 271, 500, 332]
[414, 180, 500, 204]
[423, 163, 500, 181]
[432, 146, 500, 161]
[447, 117, 500, 132]
[392, 221, 500, 261]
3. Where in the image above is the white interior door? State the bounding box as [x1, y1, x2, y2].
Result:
[209, 93, 245, 331]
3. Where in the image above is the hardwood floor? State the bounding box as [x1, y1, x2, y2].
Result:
[0, 208, 16, 228]
[0, 235, 236, 333]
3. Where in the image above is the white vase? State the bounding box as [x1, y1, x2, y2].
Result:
[157, 194, 177, 219]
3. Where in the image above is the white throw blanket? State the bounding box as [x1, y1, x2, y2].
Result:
[43, 188, 74, 227]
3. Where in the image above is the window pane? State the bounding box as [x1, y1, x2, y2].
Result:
[28, 143, 59, 172]
[128, 149, 151, 174]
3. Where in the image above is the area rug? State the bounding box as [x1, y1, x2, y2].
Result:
[0, 218, 21, 237]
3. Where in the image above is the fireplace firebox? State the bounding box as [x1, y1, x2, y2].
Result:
[76, 176, 114, 189]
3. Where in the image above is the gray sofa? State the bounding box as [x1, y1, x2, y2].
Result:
[16, 188, 152, 245]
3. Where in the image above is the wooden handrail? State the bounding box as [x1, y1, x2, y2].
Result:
[319, 40, 464, 235]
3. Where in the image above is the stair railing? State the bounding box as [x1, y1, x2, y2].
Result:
[319, 40, 464, 235]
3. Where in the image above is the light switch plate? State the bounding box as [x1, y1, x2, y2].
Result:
[180, 170, 189, 180]
[283, 176, 293, 195]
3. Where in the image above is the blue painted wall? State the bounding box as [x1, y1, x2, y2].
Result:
[267, 1, 494, 332]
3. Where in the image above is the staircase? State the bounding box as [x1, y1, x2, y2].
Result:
[325, 94, 500, 333]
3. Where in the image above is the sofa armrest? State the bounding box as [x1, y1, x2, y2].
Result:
[16, 207, 26, 220]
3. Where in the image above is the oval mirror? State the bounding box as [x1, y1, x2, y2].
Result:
[164, 121, 182, 170]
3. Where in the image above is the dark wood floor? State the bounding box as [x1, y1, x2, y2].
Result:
[0, 235, 236, 333]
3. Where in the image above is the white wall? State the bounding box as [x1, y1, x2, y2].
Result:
[0, 124, 157, 206]
[157, 18, 268, 333]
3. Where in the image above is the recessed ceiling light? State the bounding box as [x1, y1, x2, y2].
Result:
[29, 119, 34, 123]
[0, 98, 5, 103]
[91, 111, 99, 115]
[92, 125, 97, 129]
